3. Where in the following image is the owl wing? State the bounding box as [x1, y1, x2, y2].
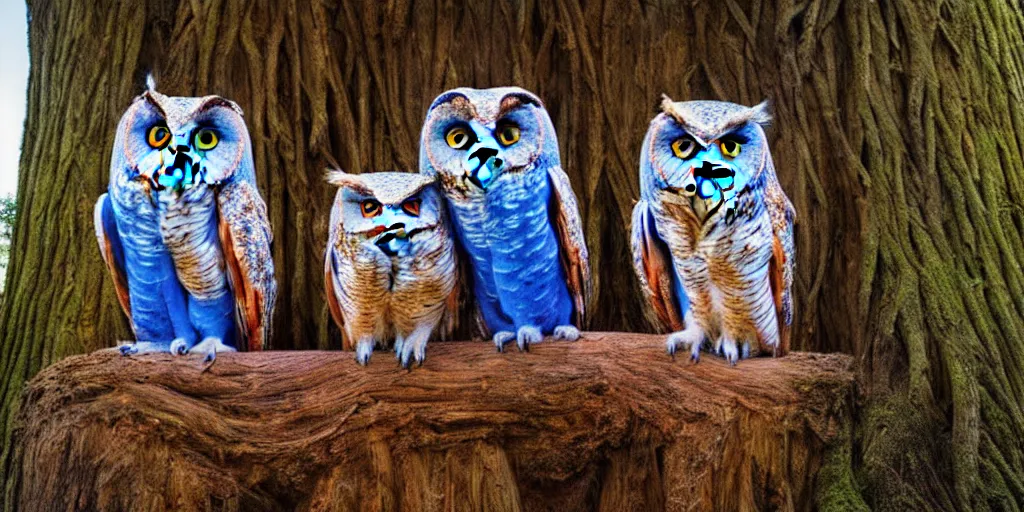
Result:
[216, 180, 276, 351]
[547, 166, 592, 328]
[766, 171, 796, 355]
[93, 193, 132, 326]
[630, 200, 686, 332]
[323, 230, 351, 349]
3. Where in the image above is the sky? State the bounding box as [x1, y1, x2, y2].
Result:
[0, 0, 27, 197]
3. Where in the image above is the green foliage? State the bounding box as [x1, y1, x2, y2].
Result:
[0, 194, 15, 296]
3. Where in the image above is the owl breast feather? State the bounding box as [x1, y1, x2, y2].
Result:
[157, 184, 229, 300]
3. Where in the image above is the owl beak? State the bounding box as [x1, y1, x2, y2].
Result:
[464, 141, 503, 190]
[373, 223, 408, 256]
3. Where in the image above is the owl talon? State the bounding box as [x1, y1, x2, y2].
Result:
[170, 338, 190, 356]
[666, 324, 704, 362]
[516, 326, 542, 352]
[553, 325, 581, 341]
[721, 338, 739, 366]
[189, 337, 235, 365]
[117, 341, 177, 355]
[356, 339, 374, 366]
[493, 331, 515, 352]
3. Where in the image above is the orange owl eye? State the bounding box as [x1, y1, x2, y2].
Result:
[671, 137, 697, 159]
[720, 138, 742, 158]
[401, 198, 421, 217]
[147, 125, 171, 149]
[360, 199, 381, 217]
[497, 124, 520, 146]
[445, 127, 472, 149]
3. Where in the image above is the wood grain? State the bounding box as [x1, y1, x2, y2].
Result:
[11, 333, 853, 511]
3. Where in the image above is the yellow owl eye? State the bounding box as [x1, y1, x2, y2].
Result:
[147, 125, 171, 149]
[671, 137, 697, 159]
[445, 127, 472, 149]
[497, 124, 520, 146]
[720, 139, 741, 158]
[401, 198, 421, 217]
[360, 199, 382, 218]
[195, 129, 219, 151]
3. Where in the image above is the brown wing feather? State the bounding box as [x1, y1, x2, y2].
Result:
[769, 235, 790, 355]
[546, 166, 592, 328]
[630, 200, 685, 332]
[93, 195, 132, 326]
[216, 182, 276, 352]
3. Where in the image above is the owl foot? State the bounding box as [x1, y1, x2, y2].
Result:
[356, 339, 374, 366]
[720, 338, 739, 366]
[399, 325, 432, 369]
[493, 331, 515, 353]
[117, 339, 187, 356]
[516, 325, 542, 352]
[394, 336, 405, 361]
[189, 337, 236, 365]
[553, 325, 581, 341]
[666, 327, 703, 363]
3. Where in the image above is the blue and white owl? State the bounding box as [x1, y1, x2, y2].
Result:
[420, 87, 591, 351]
[632, 96, 795, 365]
[94, 80, 276, 360]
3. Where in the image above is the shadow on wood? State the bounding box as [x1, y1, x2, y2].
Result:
[10, 333, 854, 511]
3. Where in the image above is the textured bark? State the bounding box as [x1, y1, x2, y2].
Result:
[9, 334, 854, 512]
[2, 0, 1023, 509]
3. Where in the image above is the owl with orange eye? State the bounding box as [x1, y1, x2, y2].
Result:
[324, 170, 458, 367]
[631, 96, 796, 365]
[94, 78, 276, 362]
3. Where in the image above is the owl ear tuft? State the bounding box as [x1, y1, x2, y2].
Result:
[145, 73, 157, 93]
[325, 168, 352, 187]
[750, 100, 772, 126]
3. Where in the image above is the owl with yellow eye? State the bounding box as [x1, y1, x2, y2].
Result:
[94, 78, 276, 361]
[631, 96, 795, 365]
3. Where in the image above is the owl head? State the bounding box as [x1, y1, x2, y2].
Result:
[640, 95, 772, 219]
[420, 87, 560, 193]
[112, 78, 254, 198]
[327, 170, 444, 256]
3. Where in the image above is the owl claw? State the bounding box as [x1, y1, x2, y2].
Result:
[116, 341, 176, 356]
[553, 325, 581, 341]
[721, 338, 739, 366]
[356, 340, 374, 366]
[169, 338, 190, 356]
[189, 337, 235, 365]
[666, 326, 704, 363]
[493, 331, 515, 352]
[516, 326, 542, 352]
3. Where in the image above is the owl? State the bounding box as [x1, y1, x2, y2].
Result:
[420, 87, 590, 352]
[631, 96, 795, 364]
[324, 170, 458, 367]
[94, 79, 276, 361]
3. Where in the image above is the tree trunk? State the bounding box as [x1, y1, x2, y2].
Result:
[2, 0, 1023, 509]
[9, 334, 855, 512]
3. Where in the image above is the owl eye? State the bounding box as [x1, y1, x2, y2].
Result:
[195, 129, 219, 151]
[720, 138, 742, 158]
[401, 198, 421, 217]
[671, 137, 697, 159]
[147, 125, 171, 149]
[497, 124, 521, 146]
[445, 127, 473, 150]
[360, 199, 381, 218]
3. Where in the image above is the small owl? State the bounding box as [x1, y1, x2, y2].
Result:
[324, 170, 458, 367]
[94, 79, 276, 361]
[420, 87, 591, 352]
[631, 96, 795, 364]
